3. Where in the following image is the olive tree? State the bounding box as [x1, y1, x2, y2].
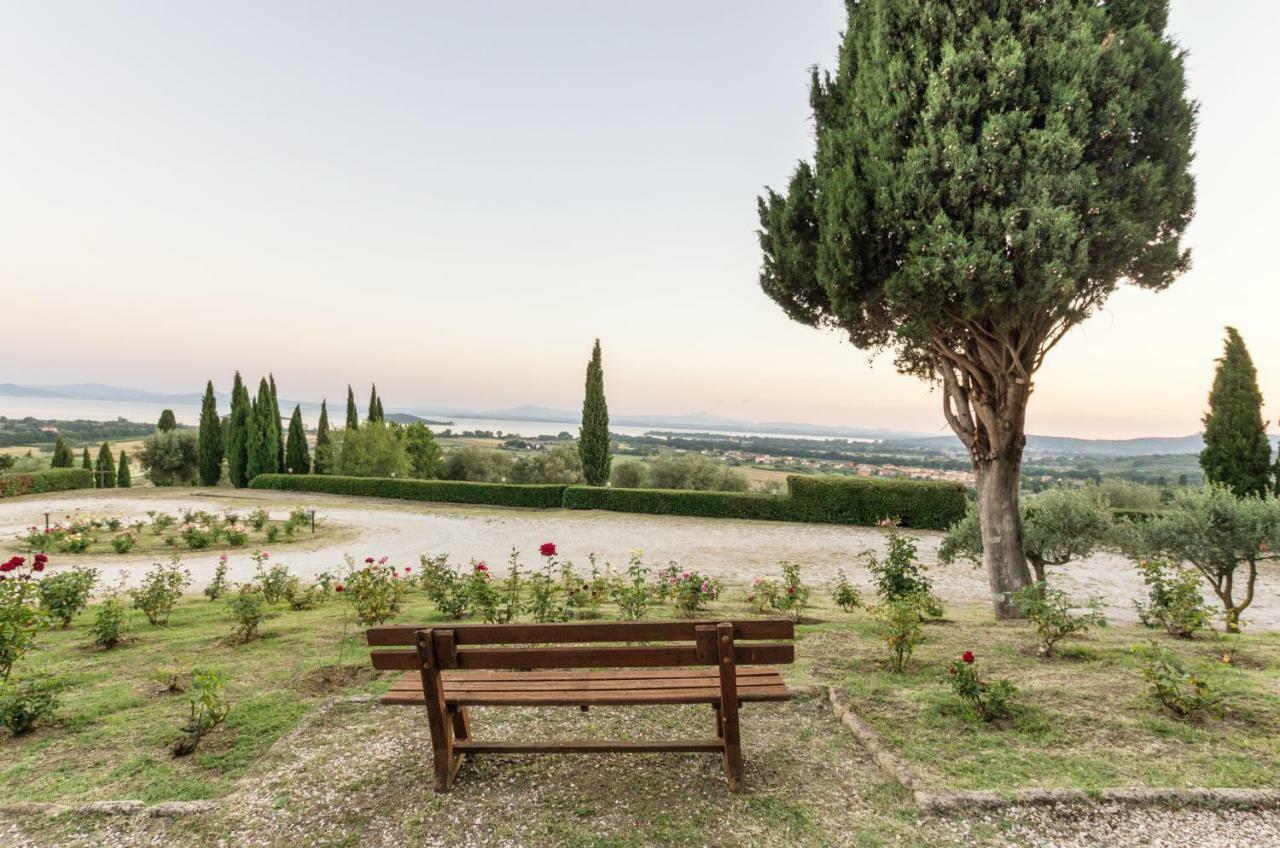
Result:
[757, 1, 1196, 617]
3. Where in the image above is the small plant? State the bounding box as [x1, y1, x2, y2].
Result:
[171, 669, 231, 756]
[465, 561, 502, 623]
[1133, 560, 1214, 639]
[746, 577, 780, 614]
[227, 584, 269, 642]
[57, 532, 92, 554]
[342, 557, 408, 625]
[526, 544, 563, 622]
[91, 582, 130, 649]
[223, 523, 249, 547]
[149, 512, 176, 535]
[945, 651, 1016, 723]
[610, 551, 652, 621]
[251, 551, 291, 604]
[776, 561, 810, 619]
[179, 521, 215, 550]
[248, 508, 270, 531]
[205, 555, 230, 601]
[37, 566, 99, 628]
[265, 525, 280, 544]
[1, 555, 51, 681]
[0, 674, 59, 736]
[495, 550, 523, 625]
[666, 568, 721, 617]
[129, 553, 192, 626]
[110, 531, 138, 554]
[871, 596, 925, 673]
[832, 569, 862, 613]
[865, 528, 943, 618]
[1012, 583, 1106, 657]
[1136, 640, 1221, 719]
[419, 554, 468, 618]
[283, 577, 326, 611]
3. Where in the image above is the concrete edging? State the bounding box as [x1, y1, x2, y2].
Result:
[826, 687, 1280, 813]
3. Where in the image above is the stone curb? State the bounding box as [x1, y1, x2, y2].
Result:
[0, 800, 220, 818]
[825, 687, 1280, 814]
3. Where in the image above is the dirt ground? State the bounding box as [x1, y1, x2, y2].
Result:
[2, 488, 1277, 630]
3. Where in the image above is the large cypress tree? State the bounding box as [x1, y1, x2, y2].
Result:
[81, 447, 92, 472]
[578, 339, 611, 486]
[756, 0, 1196, 618]
[375, 395, 385, 422]
[313, 400, 334, 475]
[157, 409, 177, 432]
[51, 436, 73, 468]
[247, 379, 277, 482]
[285, 405, 311, 474]
[117, 451, 132, 488]
[346, 385, 359, 430]
[367, 384, 382, 423]
[95, 442, 116, 489]
[197, 380, 224, 485]
[227, 372, 251, 488]
[269, 374, 284, 472]
[1200, 328, 1271, 497]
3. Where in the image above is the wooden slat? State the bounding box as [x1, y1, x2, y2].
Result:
[365, 618, 794, 647]
[381, 685, 791, 707]
[453, 739, 726, 754]
[370, 642, 793, 671]
[440, 667, 779, 682]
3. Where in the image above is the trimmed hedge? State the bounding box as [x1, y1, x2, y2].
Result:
[250, 471, 967, 530]
[785, 474, 967, 530]
[248, 474, 568, 508]
[0, 468, 96, 499]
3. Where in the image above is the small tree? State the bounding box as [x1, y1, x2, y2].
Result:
[226, 371, 251, 488]
[116, 451, 132, 488]
[313, 400, 334, 475]
[50, 436, 73, 468]
[1135, 484, 1279, 633]
[197, 380, 224, 485]
[337, 422, 410, 478]
[81, 447, 91, 472]
[140, 430, 200, 486]
[95, 443, 116, 489]
[285, 405, 310, 474]
[345, 385, 359, 430]
[157, 409, 177, 432]
[578, 339, 611, 486]
[403, 422, 443, 479]
[1199, 328, 1272, 498]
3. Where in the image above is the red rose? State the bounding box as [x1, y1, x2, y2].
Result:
[539, 542, 557, 557]
[365, 557, 375, 564]
[962, 651, 975, 664]
[404, 567, 411, 574]
[33, 553, 48, 564]
[335, 584, 345, 593]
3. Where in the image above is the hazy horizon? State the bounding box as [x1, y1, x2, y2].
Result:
[3, 1, 1278, 440]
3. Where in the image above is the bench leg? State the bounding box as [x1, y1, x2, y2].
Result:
[713, 706, 723, 738]
[450, 706, 472, 741]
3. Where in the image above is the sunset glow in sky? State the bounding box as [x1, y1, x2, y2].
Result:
[2, 1, 1278, 439]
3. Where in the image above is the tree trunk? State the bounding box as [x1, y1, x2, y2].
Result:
[975, 456, 1035, 619]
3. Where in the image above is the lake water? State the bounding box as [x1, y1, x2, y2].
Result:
[0, 396, 873, 443]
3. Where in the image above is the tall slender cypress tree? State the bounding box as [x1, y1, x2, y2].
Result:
[375, 396, 384, 422]
[227, 371, 251, 488]
[578, 339, 611, 486]
[285, 405, 311, 474]
[95, 442, 116, 489]
[346, 385, 359, 430]
[247, 379, 278, 481]
[367, 384, 381, 423]
[117, 451, 132, 488]
[81, 447, 92, 472]
[51, 436, 73, 468]
[313, 400, 333, 475]
[269, 374, 284, 472]
[197, 380, 224, 485]
[1200, 327, 1272, 497]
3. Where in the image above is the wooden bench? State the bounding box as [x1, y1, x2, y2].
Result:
[366, 619, 795, 792]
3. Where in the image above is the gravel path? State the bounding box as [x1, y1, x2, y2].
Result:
[2, 489, 1277, 630]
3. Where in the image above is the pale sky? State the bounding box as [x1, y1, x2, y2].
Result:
[2, 1, 1277, 439]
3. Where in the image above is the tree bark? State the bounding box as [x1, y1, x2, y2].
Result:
[975, 455, 1036, 619]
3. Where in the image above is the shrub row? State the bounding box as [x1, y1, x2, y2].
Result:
[0, 468, 96, 499]
[251, 472, 967, 530]
[248, 474, 568, 508]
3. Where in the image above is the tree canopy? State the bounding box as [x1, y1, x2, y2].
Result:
[1200, 327, 1271, 497]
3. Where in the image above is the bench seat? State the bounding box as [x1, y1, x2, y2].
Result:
[381, 667, 790, 707]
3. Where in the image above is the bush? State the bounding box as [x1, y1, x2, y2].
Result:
[130, 555, 192, 625]
[252, 474, 568, 508]
[336, 421, 411, 478]
[171, 669, 230, 756]
[1134, 560, 1214, 639]
[865, 529, 943, 618]
[1, 556, 50, 681]
[0, 468, 95, 499]
[509, 444, 584, 485]
[609, 461, 648, 490]
[283, 577, 326, 611]
[205, 555, 230, 601]
[442, 447, 514, 483]
[565, 485, 789, 520]
[91, 591, 130, 649]
[139, 430, 200, 486]
[416, 554, 469, 618]
[746, 561, 810, 619]
[832, 569, 862, 613]
[1012, 583, 1106, 657]
[341, 558, 408, 625]
[38, 566, 98, 628]
[661, 566, 721, 617]
[872, 596, 925, 673]
[644, 453, 749, 492]
[226, 584, 269, 642]
[110, 531, 138, 554]
[945, 651, 1016, 723]
[0, 674, 59, 736]
[610, 551, 653, 620]
[251, 552, 291, 604]
[786, 475, 967, 530]
[1136, 641, 1221, 719]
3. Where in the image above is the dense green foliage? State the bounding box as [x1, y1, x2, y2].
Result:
[564, 485, 789, 521]
[506, 443, 582, 485]
[80, 448, 90, 471]
[336, 422, 409, 478]
[402, 422, 443, 479]
[757, 0, 1196, 617]
[157, 409, 177, 432]
[269, 374, 284, 473]
[0, 417, 155, 449]
[285, 405, 310, 475]
[1199, 328, 1271, 497]
[312, 400, 334, 475]
[786, 475, 967, 529]
[139, 430, 200, 486]
[367, 384, 383, 424]
[0, 468, 95, 499]
[578, 339, 611, 486]
[197, 380, 224, 486]
[345, 385, 359, 430]
[94, 442, 116, 489]
[226, 372, 251, 488]
[250, 473, 568, 507]
[638, 452, 748, 492]
[116, 451, 132, 488]
[50, 436, 74, 468]
[247, 378, 278, 481]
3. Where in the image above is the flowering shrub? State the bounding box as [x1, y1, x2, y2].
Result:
[561, 556, 607, 620]
[148, 511, 176, 534]
[227, 584, 270, 642]
[945, 651, 1017, 722]
[610, 551, 653, 621]
[205, 555, 230, 601]
[465, 561, 502, 623]
[342, 557, 408, 625]
[172, 668, 231, 756]
[37, 565, 98, 628]
[748, 561, 810, 619]
[110, 531, 138, 554]
[1, 555, 50, 681]
[283, 576, 326, 611]
[129, 554, 192, 625]
[418, 554, 468, 618]
[666, 569, 721, 617]
[1136, 640, 1221, 719]
[865, 528, 943, 618]
[251, 551, 291, 604]
[248, 509, 270, 531]
[1134, 560, 1213, 639]
[179, 522, 216, 550]
[224, 523, 249, 547]
[871, 596, 924, 673]
[91, 586, 130, 649]
[746, 577, 780, 614]
[1012, 583, 1106, 657]
[0, 674, 60, 736]
[832, 569, 863, 613]
[57, 532, 92, 554]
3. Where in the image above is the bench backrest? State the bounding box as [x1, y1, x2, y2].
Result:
[366, 619, 795, 672]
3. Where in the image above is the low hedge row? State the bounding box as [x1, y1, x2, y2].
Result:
[248, 474, 568, 508]
[251, 471, 966, 529]
[0, 468, 96, 499]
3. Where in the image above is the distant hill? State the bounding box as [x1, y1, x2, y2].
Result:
[385, 412, 453, 427]
[888, 432, 1280, 458]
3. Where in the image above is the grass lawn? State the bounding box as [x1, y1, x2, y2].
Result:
[2, 582, 1277, 808]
